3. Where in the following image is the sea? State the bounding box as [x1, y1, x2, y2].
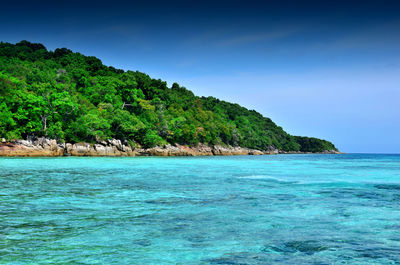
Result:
[1, 154, 399, 264]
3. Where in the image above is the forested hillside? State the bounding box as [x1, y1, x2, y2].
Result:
[0, 41, 337, 152]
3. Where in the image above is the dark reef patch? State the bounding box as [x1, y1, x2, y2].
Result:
[262, 240, 329, 255]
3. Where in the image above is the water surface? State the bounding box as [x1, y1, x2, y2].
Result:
[1, 154, 400, 264]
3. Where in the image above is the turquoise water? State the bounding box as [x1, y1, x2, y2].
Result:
[1, 154, 400, 264]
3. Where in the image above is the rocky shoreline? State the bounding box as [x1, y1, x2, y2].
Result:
[0, 138, 340, 157]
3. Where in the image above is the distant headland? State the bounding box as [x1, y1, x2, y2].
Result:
[0, 41, 339, 156]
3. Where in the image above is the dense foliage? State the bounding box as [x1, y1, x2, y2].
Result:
[0, 41, 337, 152]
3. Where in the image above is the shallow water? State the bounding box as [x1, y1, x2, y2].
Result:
[1, 154, 400, 264]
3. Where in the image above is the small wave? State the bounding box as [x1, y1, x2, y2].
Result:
[237, 175, 292, 182]
[238, 177, 357, 186]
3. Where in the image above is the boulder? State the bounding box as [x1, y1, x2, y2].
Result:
[1, 138, 275, 157]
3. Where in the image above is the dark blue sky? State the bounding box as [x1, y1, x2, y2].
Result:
[1, 0, 400, 153]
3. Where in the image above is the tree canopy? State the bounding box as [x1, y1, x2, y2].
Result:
[0, 41, 337, 152]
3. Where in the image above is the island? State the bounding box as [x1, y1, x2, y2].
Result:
[0, 41, 339, 156]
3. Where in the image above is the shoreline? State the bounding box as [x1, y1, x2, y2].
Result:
[0, 138, 341, 157]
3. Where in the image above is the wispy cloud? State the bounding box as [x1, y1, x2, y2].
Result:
[307, 19, 400, 52]
[180, 24, 305, 49]
[214, 28, 302, 47]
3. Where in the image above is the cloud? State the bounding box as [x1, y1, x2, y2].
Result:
[179, 23, 305, 50]
[307, 19, 400, 53]
[214, 28, 302, 47]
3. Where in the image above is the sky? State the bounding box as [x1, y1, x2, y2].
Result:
[1, 0, 399, 153]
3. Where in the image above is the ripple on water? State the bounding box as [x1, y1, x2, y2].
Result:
[1, 154, 400, 264]
[374, 183, 400, 191]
